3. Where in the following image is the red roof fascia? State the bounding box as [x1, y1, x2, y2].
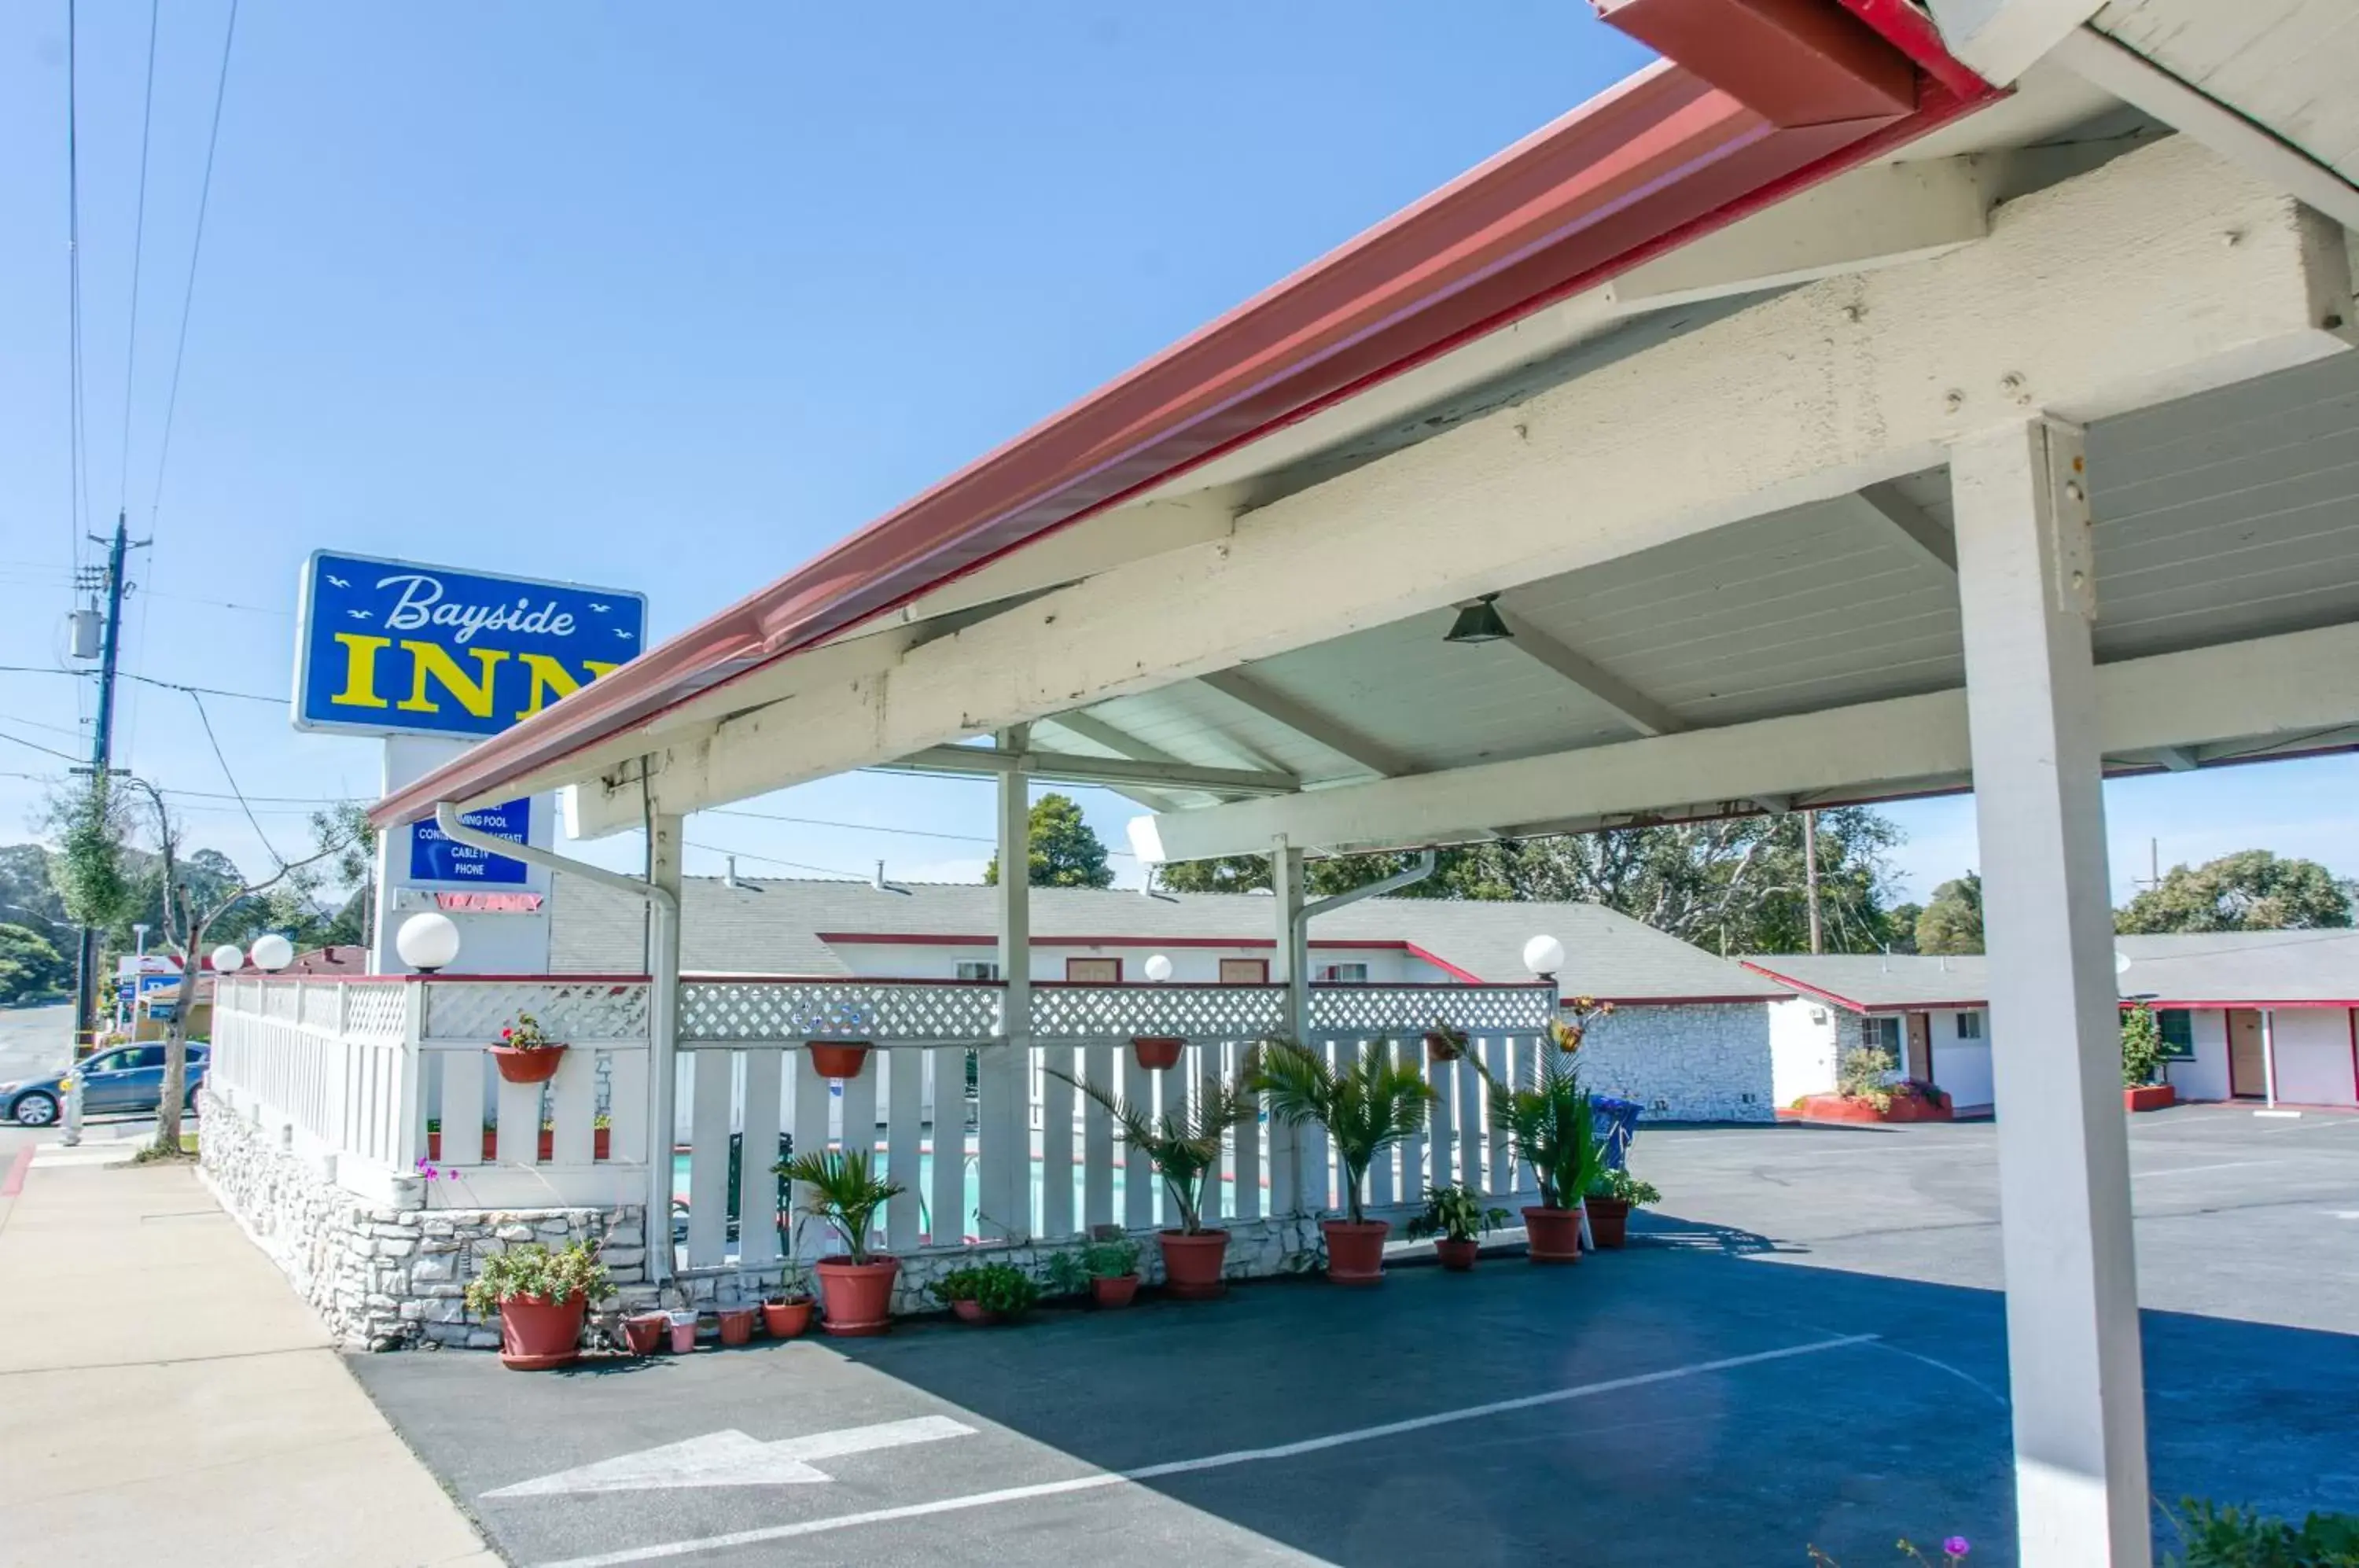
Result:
[373, 3, 1997, 831]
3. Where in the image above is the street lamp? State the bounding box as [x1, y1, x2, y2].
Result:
[396, 912, 461, 974]
[249, 932, 296, 973]
[1143, 953, 1173, 983]
[1522, 933, 1565, 984]
[209, 943, 245, 976]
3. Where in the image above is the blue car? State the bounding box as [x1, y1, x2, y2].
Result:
[0, 1043, 209, 1127]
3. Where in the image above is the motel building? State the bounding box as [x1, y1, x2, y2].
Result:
[197, 2, 2359, 1561]
[1749, 931, 2359, 1113]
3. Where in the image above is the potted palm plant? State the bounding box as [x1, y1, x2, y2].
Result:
[1047, 1235, 1144, 1308]
[463, 1240, 613, 1369]
[490, 1012, 567, 1085]
[1582, 1166, 1660, 1249]
[1051, 1063, 1254, 1298]
[1404, 1182, 1511, 1269]
[1249, 1038, 1434, 1284]
[775, 1149, 905, 1336]
[1493, 1054, 1602, 1263]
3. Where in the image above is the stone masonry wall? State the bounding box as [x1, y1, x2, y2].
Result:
[1573, 1002, 1776, 1122]
[198, 1090, 646, 1351]
[201, 1086, 1330, 1350]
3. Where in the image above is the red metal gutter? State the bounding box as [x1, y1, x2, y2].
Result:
[373, 1, 1997, 830]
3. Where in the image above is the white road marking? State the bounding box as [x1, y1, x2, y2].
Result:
[2133, 1160, 2280, 1179]
[485, 1415, 976, 1498]
[526, 1333, 1879, 1568]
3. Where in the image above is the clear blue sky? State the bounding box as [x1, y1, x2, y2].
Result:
[2, 2, 2351, 910]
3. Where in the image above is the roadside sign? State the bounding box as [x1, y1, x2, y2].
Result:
[408, 798, 532, 885]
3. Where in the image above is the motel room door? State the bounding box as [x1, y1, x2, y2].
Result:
[2227, 1009, 2266, 1098]
[1904, 1012, 1933, 1082]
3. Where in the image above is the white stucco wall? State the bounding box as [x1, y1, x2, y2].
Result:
[1927, 1009, 1994, 1111]
[1575, 1002, 1776, 1123]
[1767, 996, 1842, 1106]
[826, 940, 1434, 984]
[2164, 1009, 2233, 1101]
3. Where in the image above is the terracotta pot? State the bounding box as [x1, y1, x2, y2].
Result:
[1091, 1273, 1141, 1309]
[2124, 1083, 2176, 1112]
[620, 1312, 668, 1355]
[490, 1043, 566, 1084]
[951, 1298, 1002, 1325]
[1433, 1238, 1479, 1271]
[1322, 1218, 1390, 1284]
[667, 1312, 698, 1353]
[1131, 1035, 1184, 1071]
[426, 1130, 440, 1160]
[808, 1042, 871, 1080]
[1424, 1032, 1463, 1064]
[1586, 1195, 1631, 1249]
[1523, 1205, 1585, 1264]
[815, 1256, 900, 1336]
[716, 1306, 756, 1346]
[496, 1293, 586, 1370]
[1157, 1229, 1230, 1299]
[762, 1298, 815, 1338]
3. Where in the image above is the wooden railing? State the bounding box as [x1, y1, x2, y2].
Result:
[205, 974, 1553, 1261]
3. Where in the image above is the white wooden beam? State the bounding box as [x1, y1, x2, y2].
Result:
[2048, 26, 2359, 233]
[2150, 745, 2199, 772]
[1926, 0, 2109, 86]
[887, 495, 1236, 628]
[1039, 712, 1197, 811]
[881, 742, 1299, 797]
[558, 140, 2349, 835]
[1490, 605, 1687, 736]
[1855, 481, 1959, 572]
[1131, 620, 2359, 862]
[1197, 668, 1411, 778]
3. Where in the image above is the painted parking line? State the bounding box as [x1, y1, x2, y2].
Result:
[528, 1332, 1880, 1568]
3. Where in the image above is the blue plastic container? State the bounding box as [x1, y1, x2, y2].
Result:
[1592, 1096, 1643, 1171]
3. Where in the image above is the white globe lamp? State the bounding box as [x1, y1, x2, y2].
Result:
[1143, 953, 1174, 983]
[1522, 933, 1566, 979]
[396, 912, 462, 974]
[209, 943, 245, 976]
[249, 932, 296, 973]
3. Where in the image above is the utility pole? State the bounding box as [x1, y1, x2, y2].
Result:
[68, 513, 146, 1053]
[1802, 808, 1824, 955]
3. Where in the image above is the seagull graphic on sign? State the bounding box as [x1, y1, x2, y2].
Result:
[482, 1415, 975, 1498]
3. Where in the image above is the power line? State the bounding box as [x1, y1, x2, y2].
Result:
[683, 839, 869, 881]
[183, 686, 284, 868]
[64, 0, 90, 564]
[115, 0, 161, 512]
[145, 0, 241, 524]
[0, 728, 86, 765]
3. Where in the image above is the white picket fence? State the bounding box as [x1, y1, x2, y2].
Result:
[207, 975, 1553, 1264]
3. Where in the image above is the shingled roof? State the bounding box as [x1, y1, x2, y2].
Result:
[1744, 930, 2359, 1011]
[550, 874, 1788, 1005]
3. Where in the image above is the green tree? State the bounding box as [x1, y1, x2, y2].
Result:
[0, 844, 68, 944]
[2116, 850, 2353, 933]
[982, 793, 1115, 889]
[1882, 902, 1923, 955]
[1916, 873, 1984, 954]
[0, 923, 70, 1004]
[1160, 808, 1907, 953]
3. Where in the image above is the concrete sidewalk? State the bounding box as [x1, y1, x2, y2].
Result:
[0, 1143, 499, 1568]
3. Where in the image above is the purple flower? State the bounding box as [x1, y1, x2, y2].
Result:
[1944, 1537, 1970, 1559]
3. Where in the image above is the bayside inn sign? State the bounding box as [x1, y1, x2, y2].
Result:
[291, 551, 644, 974]
[293, 552, 646, 737]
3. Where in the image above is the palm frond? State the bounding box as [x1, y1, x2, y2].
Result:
[1489, 1054, 1598, 1209]
[776, 1148, 904, 1264]
[1247, 1037, 1433, 1224]
[1047, 1062, 1252, 1234]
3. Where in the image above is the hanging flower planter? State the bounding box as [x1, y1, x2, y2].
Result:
[1425, 1022, 1470, 1064]
[490, 1013, 567, 1084]
[807, 1042, 872, 1080]
[1130, 1036, 1184, 1071]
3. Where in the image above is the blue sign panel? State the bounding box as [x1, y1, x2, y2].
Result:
[293, 551, 646, 738]
[410, 799, 532, 885]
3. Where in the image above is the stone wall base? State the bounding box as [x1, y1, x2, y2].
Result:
[200, 1088, 1335, 1350]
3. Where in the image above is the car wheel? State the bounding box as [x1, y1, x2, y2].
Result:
[12, 1091, 59, 1128]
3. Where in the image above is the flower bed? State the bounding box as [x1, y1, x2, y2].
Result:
[1795, 1088, 1952, 1125]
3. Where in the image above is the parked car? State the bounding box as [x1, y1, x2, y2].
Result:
[1, 1043, 209, 1126]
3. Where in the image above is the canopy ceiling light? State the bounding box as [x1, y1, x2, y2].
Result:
[1444, 594, 1512, 646]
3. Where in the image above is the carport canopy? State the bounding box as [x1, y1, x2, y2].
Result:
[370, 2, 2359, 1562]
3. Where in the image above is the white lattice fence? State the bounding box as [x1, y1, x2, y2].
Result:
[680, 980, 999, 1043]
[1029, 984, 1286, 1041]
[423, 979, 650, 1042]
[1309, 983, 1554, 1035]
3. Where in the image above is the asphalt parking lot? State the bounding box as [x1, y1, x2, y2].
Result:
[350, 1104, 2359, 1567]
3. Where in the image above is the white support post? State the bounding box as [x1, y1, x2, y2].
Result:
[983, 724, 1032, 1241]
[647, 812, 684, 1285]
[2261, 1008, 2279, 1109]
[1952, 417, 2150, 1566]
[1270, 837, 1308, 1213]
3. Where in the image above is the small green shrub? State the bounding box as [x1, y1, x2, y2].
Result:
[2166, 1499, 2359, 1566]
[2122, 1003, 2166, 1090]
[1404, 1182, 1510, 1243]
[463, 1240, 613, 1316]
[1838, 1045, 1898, 1112]
[930, 1263, 1042, 1318]
[1588, 1166, 1662, 1206]
[1046, 1237, 1142, 1294]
